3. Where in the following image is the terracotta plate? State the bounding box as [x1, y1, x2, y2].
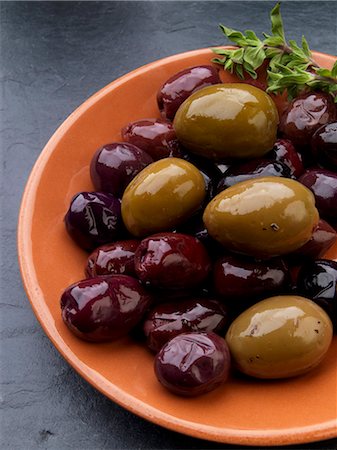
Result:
[18, 48, 337, 446]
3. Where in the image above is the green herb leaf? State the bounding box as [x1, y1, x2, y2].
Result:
[331, 60, 337, 78]
[270, 2, 285, 41]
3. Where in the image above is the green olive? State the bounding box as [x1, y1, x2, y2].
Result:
[203, 177, 319, 258]
[121, 157, 205, 237]
[173, 83, 279, 160]
[225, 295, 333, 379]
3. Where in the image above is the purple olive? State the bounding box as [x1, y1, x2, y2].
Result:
[64, 192, 124, 251]
[299, 169, 337, 221]
[121, 118, 182, 160]
[296, 259, 337, 329]
[60, 275, 153, 342]
[217, 159, 293, 192]
[154, 332, 231, 396]
[143, 298, 228, 353]
[90, 142, 153, 196]
[267, 139, 304, 177]
[311, 122, 337, 169]
[134, 232, 211, 290]
[85, 240, 140, 277]
[289, 219, 336, 261]
[279, 92, 337, 150]
[157, 65, 221, 121]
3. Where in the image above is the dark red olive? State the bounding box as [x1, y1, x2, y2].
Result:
[217, 159, 292, 192]
[154, 332, 231, 396]
[213, 254, 290, 305]
[267, 139, 304, 177]
[299, 169, 337, 221]
[134, 232, 211, 289]
[60, 275, 153, 342]
[296, 259, 337, 329]
[289, 219, 336, 261]
[90, 142, 153, 196]
[64, 192, 124, 251]
[157, 65, 221, 120]
[311, 122, 337, 169]
[143, 298, 228, 353]
[279, 92, 337, 150]
[121, 118, 182, 160]
[85, 240, 140, 277]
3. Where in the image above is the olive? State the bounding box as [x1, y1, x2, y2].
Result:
[64, 192, 124, 251]
[90, 142, 153, 196]
[154, 332, 231, 396]
[279, 92, 337, 151]
[289, 219, 336, 261]
[266, 139, 304, 177]
[121, 158, 206, 237]
[203, 177, 319, 258]
[85, 239, 140, 278]
[173, 83, 279, 160]
[225, 295, 333, 379]
[217, 159, 292, 192]
[299, 169, 337, 221]
[296, 259, 337, 329]
[121, 118, 182, 160]
[143, 298, 228, 353]
[134, 232, 211, 289]
[311, 122, 337, 169]
[157, 65, 221, 120]
[60, 275, 152, 342]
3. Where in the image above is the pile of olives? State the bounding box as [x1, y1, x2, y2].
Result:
[61, 63, 337, 397]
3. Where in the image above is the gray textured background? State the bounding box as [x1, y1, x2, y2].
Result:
[1, 1, 337, 449]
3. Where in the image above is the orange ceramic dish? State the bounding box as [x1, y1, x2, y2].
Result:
[18, 48, 337, 446]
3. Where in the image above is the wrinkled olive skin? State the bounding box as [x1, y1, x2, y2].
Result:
[299, 169, 337, 221]
[289, 219, 336, 261]
[90, 142, 153, 196]
[64, 192, 124, 251]
[173, 83, 279, 160]
[279, 92, 337, 150]
[85, 240, 140, 277]
[121, 158, 206, 237]
[213, 254, 290, 305]
[267, 139, 304, 178]
[225, 295, 333, 379]
[157, 65, 221, 121]
[121, 118, 182, 160]
[204, 177, 319, 258]
[134, 232, 211, 289]
[311, 122, 337, 169]
[217, 159, 292, 192]
[297, 260, 337, 329]
[60, 275, 152, 342]
[154, 332, 231, 396]
[143, 298, 228, 353]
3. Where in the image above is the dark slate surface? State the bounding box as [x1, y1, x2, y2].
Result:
[1, 1, 337, 449]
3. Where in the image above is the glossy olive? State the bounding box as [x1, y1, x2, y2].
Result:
[121, 158, 206, 237]
[225, 295, 333, 379]
[279, 92, 337, 150]
[297, 259, 337, 329]
[157, 65, 221, 120]
[217, 159, 292, 192]
[267, 139, 304, 177]
[203, 177, 319, 258]
[64, 192, 124, 251]
[121, 118, 182, 160]
[134, 232, 211, 289]
[154, 332, 231, 396]
[299, 169, 337, 221]
[143, 298, 228, 353]
[85, 240, 140, 277]
[173, 83, 279, 160]
[60, 275, 152, 342]
[311, 122, 337, 169]
[90, 142, 153, 196]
